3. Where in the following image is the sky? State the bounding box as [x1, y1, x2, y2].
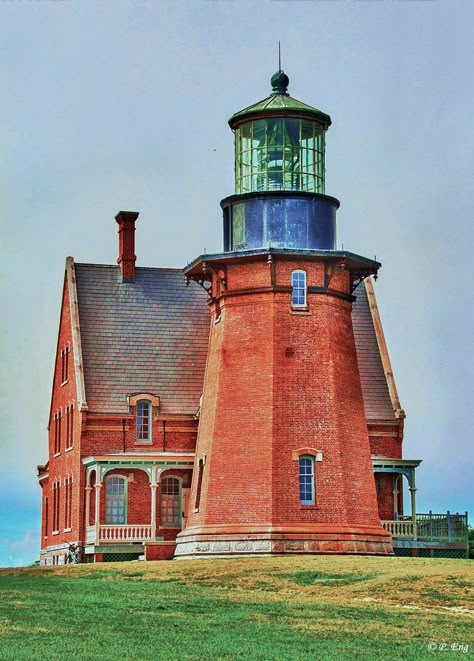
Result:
[1, 0, 473, 567]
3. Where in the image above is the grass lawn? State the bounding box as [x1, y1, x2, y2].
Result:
[0, 555, 472, 660]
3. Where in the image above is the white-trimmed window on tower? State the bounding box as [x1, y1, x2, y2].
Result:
[105, 476, 127, 524]
[160, 476, 182, 527]
[65, 403, 74, 450]
[52, 481, 61, 533]
[64, 476, 73, 531]
[291, 270, 307, 308]
[54, 410, 62, 455]
[61, 345, 70, 384]
[136, 400, 152, 442]
[299, 455, 316, 505]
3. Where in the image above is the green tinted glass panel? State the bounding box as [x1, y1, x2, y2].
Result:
[235, 118, 325, 194]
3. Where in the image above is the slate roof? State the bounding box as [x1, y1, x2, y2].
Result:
[74, 264, 396, 421]
[352, 282, 396, 421]
[74, 264, 210, 416]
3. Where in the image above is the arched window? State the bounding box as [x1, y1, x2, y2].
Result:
[136, 400, 152, 442]
[105, 476, 127, 524]
[299, 455, 315, 505]
[291, 270, 307, 308]
[160, 477, 181, 527]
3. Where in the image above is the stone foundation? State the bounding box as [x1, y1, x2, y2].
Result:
[174, 524, 393, 558]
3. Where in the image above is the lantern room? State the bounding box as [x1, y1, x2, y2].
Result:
[232, 70, 329, 194]
[222, 70, 340, 252]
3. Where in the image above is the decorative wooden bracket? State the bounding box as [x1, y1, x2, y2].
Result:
[185, 262, 227, 303]
[350, 269, 377, 294]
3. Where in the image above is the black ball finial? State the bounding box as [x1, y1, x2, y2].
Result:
[271, 70, 289, 96]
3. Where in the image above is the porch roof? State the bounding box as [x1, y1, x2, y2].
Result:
[83, 452, 195, 467]
[372, 458, 422, 470]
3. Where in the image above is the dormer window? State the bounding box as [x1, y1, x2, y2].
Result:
[291, 270, 307, 308]
[136, 400, 151, 442]
[127, 393, 160, 445]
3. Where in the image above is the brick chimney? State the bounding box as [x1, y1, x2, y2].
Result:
[115, 211, 139, 280]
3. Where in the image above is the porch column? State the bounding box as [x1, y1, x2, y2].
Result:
[94, 483, 103, 543]
[393, 475, 400, 517]
[85, 487, 92, 527]
[150, 483, 158, 540]
[409, 469, 417, 540]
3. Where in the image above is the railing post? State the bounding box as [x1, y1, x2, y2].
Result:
[410, 488, 417, 540]
[447, 511, 452, 541]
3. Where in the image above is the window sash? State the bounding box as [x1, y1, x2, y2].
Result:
[105, 477, 126, 524]
[160, 478, 181, 526]
[291, 270, 307, 307]
[136, 401, 151, 441]
[299, 456, 315, 505]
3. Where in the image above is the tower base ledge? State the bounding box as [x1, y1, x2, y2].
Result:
[174, 523, 393, 558]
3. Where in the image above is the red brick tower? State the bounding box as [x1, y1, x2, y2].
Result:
[175, 70, 393, 557]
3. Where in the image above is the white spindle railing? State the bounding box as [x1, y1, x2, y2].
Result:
[381, 520, 415, 538]
[99, 525, 152, 542]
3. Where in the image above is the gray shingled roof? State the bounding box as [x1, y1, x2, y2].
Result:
[352, 282, 395, 421]
[75, 265, 210, 416]
[75, 264, 395, 421]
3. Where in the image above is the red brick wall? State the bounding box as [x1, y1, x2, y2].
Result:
[185, 255, 382, 533]
[374, 473, 404, 519]
[41, 272, 82, 551]
[368, 422, 403, 459]
[82, 417, 197, 456]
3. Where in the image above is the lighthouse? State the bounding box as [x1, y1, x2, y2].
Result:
[175, 70, 393, 557]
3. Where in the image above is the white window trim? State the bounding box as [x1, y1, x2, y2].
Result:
[291, 269, 308, 309]
[299, 454, 316, 506]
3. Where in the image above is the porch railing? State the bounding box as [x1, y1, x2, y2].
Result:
[382, 511, 469, 542]
[99, 525, 152, 542]
[382, 519, 415, 538]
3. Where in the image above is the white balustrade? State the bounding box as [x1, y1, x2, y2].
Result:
[99, 525, 152, 542]
[381, 520, 415, 538]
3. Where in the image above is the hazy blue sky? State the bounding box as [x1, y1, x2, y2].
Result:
[1, 0, 473, 566]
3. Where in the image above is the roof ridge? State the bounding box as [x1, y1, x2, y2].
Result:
[75, 263, 184, 272]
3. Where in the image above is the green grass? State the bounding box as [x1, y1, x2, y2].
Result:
[0, 555, 473, 660]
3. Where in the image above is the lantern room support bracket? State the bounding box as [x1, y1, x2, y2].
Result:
[185, 262, 227, 303]
[350, 269, 378, 294]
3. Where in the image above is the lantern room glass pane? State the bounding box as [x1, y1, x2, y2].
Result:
[235, 118, 325, 195]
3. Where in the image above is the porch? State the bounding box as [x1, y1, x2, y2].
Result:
[382, 511, 469, 558]
[82, 454, 194, 560]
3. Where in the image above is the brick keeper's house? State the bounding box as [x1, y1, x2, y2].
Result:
[38, 71, 469, 564]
